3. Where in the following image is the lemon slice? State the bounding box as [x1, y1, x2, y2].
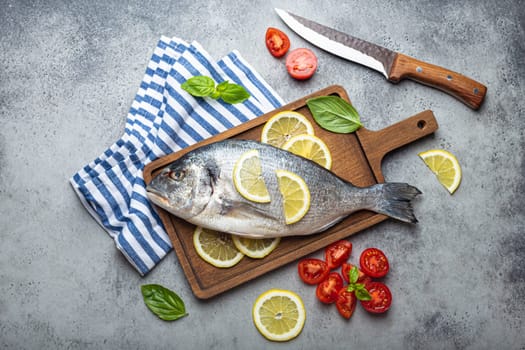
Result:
[275, 169, 310, 225]
[261, 110, 315, 148]
[193, 226, 244, 268]
[233, 149, 271, 203]
[252, 289, 306, 342]
[232, 236, 281, 259]
[282, 134, 332, 169]
[418, 149, 462, 194]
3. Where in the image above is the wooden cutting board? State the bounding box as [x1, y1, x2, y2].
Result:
[143, 85, 438, 299]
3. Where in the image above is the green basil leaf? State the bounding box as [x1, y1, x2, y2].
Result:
[181, 76, 216, 97]
[306, 96, 362, 133]
[210, 90, 221, 99]
[347, 284, 356, 292]
[354, 285, 372, 301]
[141, 284, 188, 321]
[349, 266, 359, 284]
[219, 83, 250, 104]
[211, 81, 228, 99]
[216, 80, 229, 93]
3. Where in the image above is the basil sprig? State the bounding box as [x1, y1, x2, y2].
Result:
[346, 266, 371, 301]
[306, 95, 362, 133]
[141, 284, 188, 321]
[181, 75, 250, 104]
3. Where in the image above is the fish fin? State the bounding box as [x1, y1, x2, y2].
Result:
[206, 160, 220, 186]
[220, 199, 278, 220]
[371, 183, 421, 223]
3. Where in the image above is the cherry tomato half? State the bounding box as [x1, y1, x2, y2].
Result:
[315, 272, 343, 304]
[335, 288, 357, 319]
[265, 27, 290, 58]
[325, 240, 352, 269]
[360, 282, 392, 314]
[341, 263, 371, 285]
[285, 48, 318, 80]
[298, 258, 330, 285]
[359, 247, 389, 278]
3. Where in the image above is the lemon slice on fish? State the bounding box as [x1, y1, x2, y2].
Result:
[418, 149, 462, 194]
[252, 289, 306, 342]
[261, 110, 315, 148]
[282, 134, 332, 169]
[275, 169, 310, 225]
[193, 226, 244, 268]
[233, 149, 271, 203]
[232, 236, 281, 259]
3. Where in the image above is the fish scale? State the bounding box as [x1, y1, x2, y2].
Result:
[146, 139, 420, 238]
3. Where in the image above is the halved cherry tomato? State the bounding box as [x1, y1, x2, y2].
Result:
[297, 258, 330, 285]
[315, 272, 343, 304]
[325, 240, 352, 269]
[360, 282, 392, 314]
[265, 27, 290, 58]
[341, 263, 371, 285]
[285, 48, 318, 80]
[359, 247, 389, 278]
[335, 288, 357, 319]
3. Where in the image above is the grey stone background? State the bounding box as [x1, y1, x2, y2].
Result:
[1, 0, 523, 349]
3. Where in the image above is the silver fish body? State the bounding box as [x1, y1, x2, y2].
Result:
[146, 139, 420, 238]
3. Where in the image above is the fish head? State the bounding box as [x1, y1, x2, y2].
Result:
[146, 154, 217, 220]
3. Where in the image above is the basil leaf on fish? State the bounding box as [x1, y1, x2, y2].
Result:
[141, 284, 188, 321]
[181, 75, 250, 104]
[306, 96, 362, 133]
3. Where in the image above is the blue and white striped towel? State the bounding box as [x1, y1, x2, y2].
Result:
[70, 36, 284, 275]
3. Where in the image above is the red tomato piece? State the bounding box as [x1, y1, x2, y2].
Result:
[360, 282, 392, 314]
[297, 258, 330, 285]
[265, 27, 290, 58]
[285, 48, 318, 80]
[335, 288, 357, 319]
[341, 263, 371, 285]
[325, 240, 352, 270]
[315, 272, 343, 304]
[359, 247, 389, 278]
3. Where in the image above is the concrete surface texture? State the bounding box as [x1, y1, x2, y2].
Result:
[1, 0, 524, 349]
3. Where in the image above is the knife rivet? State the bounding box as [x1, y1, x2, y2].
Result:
[473, 88, 479, 95]
[416, 66, 423, 73]
[447, 75, 453, 81]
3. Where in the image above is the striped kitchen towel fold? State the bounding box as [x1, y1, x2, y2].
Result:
[70, 36, 284, 275]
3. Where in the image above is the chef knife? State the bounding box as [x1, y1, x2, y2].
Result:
[275, 8, 487, 110]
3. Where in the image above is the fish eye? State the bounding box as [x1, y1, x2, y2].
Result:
[169, 170, 186, 181]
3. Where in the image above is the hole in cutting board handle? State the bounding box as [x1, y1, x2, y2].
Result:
[417, 120, 427, 129]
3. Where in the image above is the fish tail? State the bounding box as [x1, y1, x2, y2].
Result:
[370, 183, 421, 223]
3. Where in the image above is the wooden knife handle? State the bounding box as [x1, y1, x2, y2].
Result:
[389, 53, 487, 110]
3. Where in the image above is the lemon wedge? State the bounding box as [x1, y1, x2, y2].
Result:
[252, 289, 306, 342]
[193, 226, 244, 268]
[232, 236, 281, 259]
[275, 169, 310, 225]
[261, 110, 315, 148]
[418, 149, 462, 194]
[282, 134, 332, 169]
[233, 149, 271, 203]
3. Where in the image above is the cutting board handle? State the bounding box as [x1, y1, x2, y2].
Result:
[357, 110, 438, 183]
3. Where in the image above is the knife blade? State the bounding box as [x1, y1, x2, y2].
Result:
[275, 8, 487, 110]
